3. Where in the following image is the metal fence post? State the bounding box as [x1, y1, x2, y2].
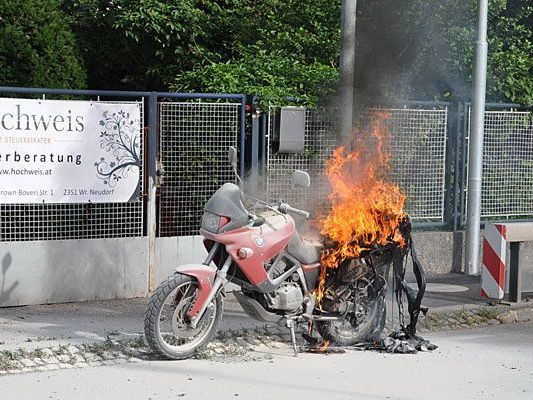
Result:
[452, 103, 462, 231]
[444, 106, 454, 228]
[339, 0, 357, 141]
[459, 103, 470, 228]
[509, 242, 523, 302]
[261, 109, 268, 180]
[250, 98, 261, 194]
[147, 92, 159, 291]
[465, 0, 489, 275]
[240, 96, 246, 178]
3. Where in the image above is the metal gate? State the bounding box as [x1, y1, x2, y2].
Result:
[1, 85, 531, 306]
[265, 103, 449, 223]
[0, 99, 145, 242]
[0, 87, 246, 306]
[460, 103, 533, 223]
[157, 97, 243, 237]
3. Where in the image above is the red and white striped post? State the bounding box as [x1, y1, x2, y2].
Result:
[481, 223, 506, 299]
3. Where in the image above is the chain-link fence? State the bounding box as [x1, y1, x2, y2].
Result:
[266, 109, 337, 210]
[158, 101, 241, 237]
[1, 90, 531, 244]
[0, 97, 145, 242]
[380, 107, 448, 221]
[266, 105, 448, 222]
[464, 106, 533, 220]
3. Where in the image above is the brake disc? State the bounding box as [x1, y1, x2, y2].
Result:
[171, 298, 213, 339]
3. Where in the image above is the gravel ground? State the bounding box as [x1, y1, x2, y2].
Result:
[1, 300, 532, 376]
[1, 322, 533, 400]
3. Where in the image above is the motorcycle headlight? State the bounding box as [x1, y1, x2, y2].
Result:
[201, 212, 230, 233]
[201, 212, 220, 233]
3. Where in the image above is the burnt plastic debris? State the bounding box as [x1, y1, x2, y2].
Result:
[302, 330, 437, 355]
[376, 216, 437, 353]
[353, 331, 438, 354]
[302, 216, 438, 355]
[300, 345, 346, 354]
[395, 216, 426, 337]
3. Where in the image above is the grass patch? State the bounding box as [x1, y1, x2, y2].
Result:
[24, 336, 57, 343]
[475, 306, 501, 320]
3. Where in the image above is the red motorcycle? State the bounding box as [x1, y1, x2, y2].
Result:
[144, 148, 390, 359]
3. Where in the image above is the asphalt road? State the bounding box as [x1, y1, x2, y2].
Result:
[0, 275, 486, 352]
[0, 297, 270, 351]
[1, 321, 532, 400]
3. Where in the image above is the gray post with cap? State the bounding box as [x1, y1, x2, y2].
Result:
[147, 92, 158, 291]
[465, 0, 489, 276]
[339, 0, 357, 142]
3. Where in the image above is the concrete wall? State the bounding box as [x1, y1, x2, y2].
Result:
[411, 229, 533, 292]
[0, 235, 220, 307]
[496, 231, 533, 294]
[2, 229, 532, 307]
[0, 238, 148, 307]
[153, 232, 467, 279]
[154, 236, 240, 293]
[154, 236, 207, 285]
[411, 231, 465, 276]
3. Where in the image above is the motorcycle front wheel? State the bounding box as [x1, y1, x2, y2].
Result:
[144, 273, 223, 359]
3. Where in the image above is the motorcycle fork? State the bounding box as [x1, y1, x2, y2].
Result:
[190, 242, 232, 328]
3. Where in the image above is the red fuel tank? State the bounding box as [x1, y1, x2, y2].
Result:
[201, 211, 296, 285]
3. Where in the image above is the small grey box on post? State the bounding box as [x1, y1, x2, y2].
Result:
[275, 106, 306, 153]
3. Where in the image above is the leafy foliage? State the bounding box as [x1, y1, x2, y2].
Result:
[0, 0, 86, 88]
[64, 0, 217, 90]
[487, 0, 533, 103]
[65, 0, 341, 103]
[173, 48, 339, 106]
[0, 0, 530, 104]
[171, 0, 342, 104]
[355, 0, 532, 104]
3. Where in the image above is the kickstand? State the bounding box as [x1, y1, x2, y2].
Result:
[286, 319, 298, 357]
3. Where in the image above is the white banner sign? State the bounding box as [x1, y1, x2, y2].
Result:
[0, 98, 141, 203]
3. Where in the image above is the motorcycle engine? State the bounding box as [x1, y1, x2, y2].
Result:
[321, 258, 373, 314]
[269, 282, 303, 312]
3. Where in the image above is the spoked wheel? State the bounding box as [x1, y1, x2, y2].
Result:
[144, 274, 223, 359]
[316, 288, 386, 346]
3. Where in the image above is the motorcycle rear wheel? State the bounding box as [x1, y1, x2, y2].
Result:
[144, 273, 223, 359]
[316, 290, 386, 346]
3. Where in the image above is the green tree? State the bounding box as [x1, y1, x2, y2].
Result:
[355, 0, 532, 104]
[65, 0, 217, 90]
[66, 0, 341, 103]
[0, 0, 86, 88]
[172, 0, 341, 104]
[173, 48, 339, 105]
[486, 0, 532, 103]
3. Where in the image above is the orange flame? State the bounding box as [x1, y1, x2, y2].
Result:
[316, 112, 406, 303]
[319, 340, 330, 352]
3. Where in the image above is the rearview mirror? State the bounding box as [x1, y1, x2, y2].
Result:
[228, 147, 238, 169]
[292, 170, 311, 188]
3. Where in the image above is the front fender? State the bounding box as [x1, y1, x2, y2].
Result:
[175, 264, 217, 318]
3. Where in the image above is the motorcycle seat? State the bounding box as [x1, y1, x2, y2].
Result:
[287, 233, 322, 264]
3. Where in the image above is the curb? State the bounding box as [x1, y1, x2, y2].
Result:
[414, 302, 533, 333]
[0, 340, 144, 376]
[0, 329, 288, 376]
[1, 303, 532, 376]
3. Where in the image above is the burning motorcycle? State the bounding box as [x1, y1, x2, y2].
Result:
[144, 146, 426, 359]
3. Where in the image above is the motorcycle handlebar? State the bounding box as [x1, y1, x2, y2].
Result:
[279, 203, 310, 218]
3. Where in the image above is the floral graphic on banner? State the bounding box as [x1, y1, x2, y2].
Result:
[0, 98, 141, 203]
[94, 110, 141, 190]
